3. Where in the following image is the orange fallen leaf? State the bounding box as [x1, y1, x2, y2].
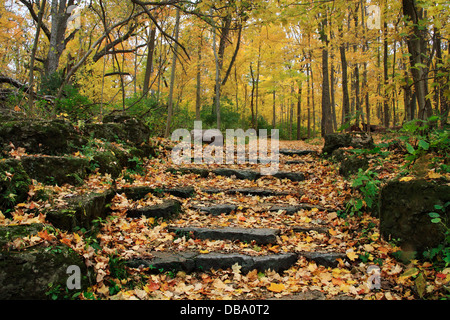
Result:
[144, 282, 160, 293]
[267, 283, 285, 293]
[332, 277, 345, 286]
[37, 229, 54, 241]
[60, 237, 72, 246]
[346, 250, 358, 261]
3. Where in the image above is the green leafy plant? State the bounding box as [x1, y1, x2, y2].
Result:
[341, 169, 381, 217]
[399, 115, 449, 171]
[423, 202, 450, 268]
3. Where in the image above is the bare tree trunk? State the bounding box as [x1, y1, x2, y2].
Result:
[249, 63, 256, 129]
[143, 26, 157, 97]
[383, 3, 390, 128]
[339, 31, 350, 127]
[46, 0, 74, 77]
[361, 0, 370, 131]
[272, 90, 276, 129]
[297, 84, 302, 139]
[402, 0, 432, 121]
[164, 8, 180, 138]
[195, 41, 202, 121]
[28, 0, 46, 115]
[212, 17, 221, 130]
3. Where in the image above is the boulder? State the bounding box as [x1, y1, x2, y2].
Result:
[0, 224, 93, 299]
[127, 199, 182, 219]
[322, 133, 374, 156]
[0, 120, 85, 156]
[46, 189, 115, 231]
[0, 159, 31, 212]
[339, 154, 369, 177]
[379, 178, 450, 254]
[20, 156, 89, 186]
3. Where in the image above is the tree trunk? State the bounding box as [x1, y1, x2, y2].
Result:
[212, 19, 221, 129]
[320, 14, 333, 137]
[143, 26, 157, 97]
[272, 90, 276, 129]
[164, 8, 180, 138]
[195, 42, 202, 121]
[383, 5, 390, 128]
[402, 0, 432, 121]
[297, 84, 302, 140]
[339, 31, 350, 127]
[46, 0, 74, 77]
[28, 0, 46, 114]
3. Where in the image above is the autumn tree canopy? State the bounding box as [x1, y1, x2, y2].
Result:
[0, 0, 449, 136]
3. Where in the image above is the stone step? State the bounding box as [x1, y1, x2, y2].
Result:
[201, 187, 294, 197]
[279, 149, 318, 156]
[118, 185, 195, 200]
[291, 225, 330, 235]
[126, 251, 298, 274]
[190, 203, 238, 216]
[299, 251, 346, 268]
[190, 202, 329, 215]
[167, 167, 305, 182]
[127, 199, 182, 219]
[167, 226, 280, 245]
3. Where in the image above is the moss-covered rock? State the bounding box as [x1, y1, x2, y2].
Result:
[0, 234, 93, 299]
[46, 189, 115, 231]
[91, 151, 122, 179]
[0, 223, 45, 248]
[379, 178, 450, 255]
[322, 133, 374, 157]
[0, 159, 32, 212]
[339, 154, 369, 177]
[0, 120, 86, 156]
[20, 156, 88, 186]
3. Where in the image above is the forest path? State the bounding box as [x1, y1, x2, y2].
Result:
[92, 138, 391, 300]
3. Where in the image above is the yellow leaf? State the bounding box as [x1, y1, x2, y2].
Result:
[199, 249, 209, 254]
[399, 267, 419, 281]
[400, 176, 414, 182]
[427, 171, 442, 179]
[267, 283, 285, 293]
[346, 250, 358, 261]
[73, 233, 82, 243]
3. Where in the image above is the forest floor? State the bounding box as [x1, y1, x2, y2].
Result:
[3, 135, 450, 300]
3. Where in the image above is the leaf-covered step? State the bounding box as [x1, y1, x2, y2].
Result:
[190, 203, 238, 216]
[167, 167, 305, 181]
[127, 199, 182, 219]
[279, 149, 318, 156]
[167, 226, 280, 245]
[201, 187, 294, 197]
[117, 185, 195, 200]
[190, 202, 329, 216]
[298, 251, 347, 268]
[126, 251, 298, 274]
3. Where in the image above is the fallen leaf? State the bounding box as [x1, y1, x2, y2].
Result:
[415, 273, 426, 298]
[346, 250, 358, 261]
[267, 283, 285, 293]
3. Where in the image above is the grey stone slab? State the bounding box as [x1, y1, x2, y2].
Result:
[191, 203, 238, 216]
[272, 171, 305, 182]
[299, 251, 346, 268]
[126, 252, 298, 274]
[167, 226, 280, 244]
[212, 168, 261, 180]
[127, 199, 182, 219]
[225, 188, 291, 197]
[279, 149, 318, 156]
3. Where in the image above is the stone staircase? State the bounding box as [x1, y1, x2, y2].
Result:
[121, 149, 347, 277]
